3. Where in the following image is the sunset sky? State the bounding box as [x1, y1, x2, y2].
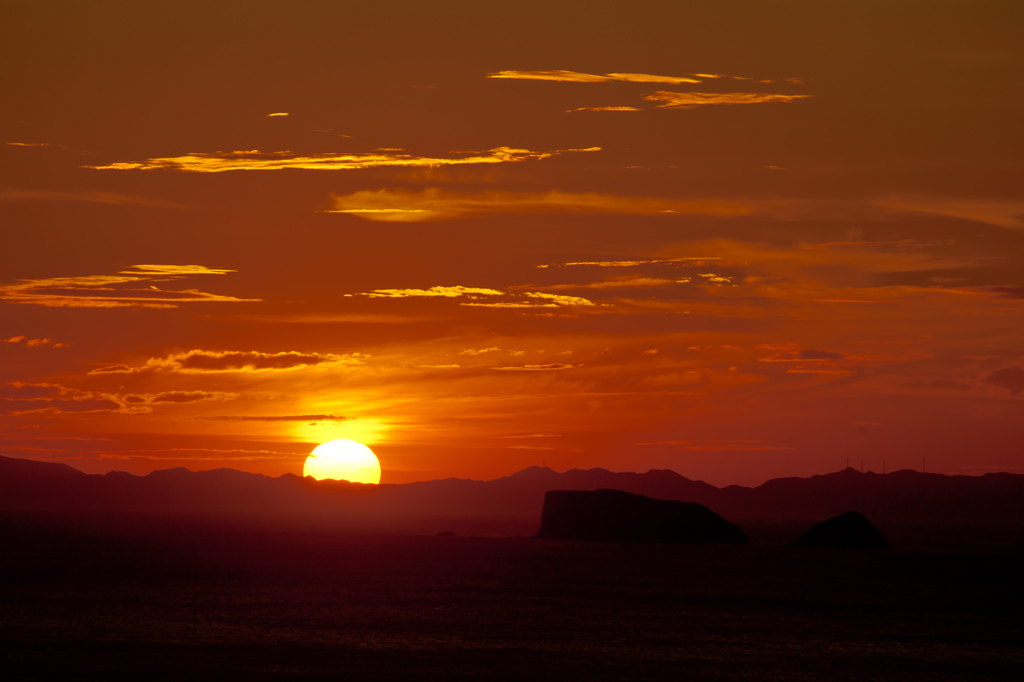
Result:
[2, 1, 1023, 485]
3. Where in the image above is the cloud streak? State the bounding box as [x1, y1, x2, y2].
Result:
[485, 70, 810, 113]
[348, 285, 599, 309]
[0, 265, 256, 309]
[326, 188, 752, 221]
[538, 258, 721, 269]
[872, 195, 1024, 230]
[642, 91, 812, 109]
[207, 414, 349, 422]
[85, 147, 600, 172]
[90, 349, 367, 375]
[486, 70, 794, 84]
[3, 336, 68, 348]
[354, 285, 504, 299]
[492, 364, 576, 371]
[487, 70, 703, 84]
[0, 188, 184, 208]
[1, 382, 232, 415]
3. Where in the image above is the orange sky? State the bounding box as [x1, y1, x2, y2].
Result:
[2, 1, 1023, 485]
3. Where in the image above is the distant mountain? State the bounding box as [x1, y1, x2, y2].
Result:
[1, 456, 1022, 530]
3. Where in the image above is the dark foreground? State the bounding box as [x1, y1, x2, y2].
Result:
[1, 515, 1021, 681]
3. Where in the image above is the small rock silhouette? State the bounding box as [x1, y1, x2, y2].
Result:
[794, 511, 890, 549]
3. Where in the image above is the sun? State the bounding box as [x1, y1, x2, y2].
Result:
[303, 439, 381, 484]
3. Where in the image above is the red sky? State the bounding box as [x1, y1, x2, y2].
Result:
[2, 1, 1023, 485]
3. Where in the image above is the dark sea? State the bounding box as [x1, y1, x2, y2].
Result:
[1, 515, 1021, 680]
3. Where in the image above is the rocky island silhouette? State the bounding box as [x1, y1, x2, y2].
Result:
[536, 489, 748, 543]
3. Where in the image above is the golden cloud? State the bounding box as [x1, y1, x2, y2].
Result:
[525, 292, 595, 306]
[0, 265, 256, 309]
[486, 70, 714, 84]
[567, 106, 644, 113]
[643, 91, 812, 109]
[487, 70, 810, 112]
[348, 284, 599, 308]
[355, 285, 504, 298]
[121, 264, 237, 276]
[89, 349, 367, 375]
[84, 146, 599, 172]
[327, 188, 752, 221]
[459, 347, 502, 355]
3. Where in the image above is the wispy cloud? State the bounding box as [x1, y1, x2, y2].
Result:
[121, 264, 237, 276]
[89, 349, 367, 375]
[529, 277, 691, 290]
[637, 440, 794, 451]
[240, 312, 441, 324]
[872, 195, 1024, 230]
[126, 391, 237, 404]
[1, 382, 231, 415]
[642, 91, 812, 109]
[352, 285, 504, 299]
[0, 264, 255, 309]
[326, 188, 752, 221]
[207, 414, 349, 422]
[566, 106, 643, 113]
[493, 364, 576, 371]
[459, 347, 502, 356]
[485, 70, 810, 113]
[974, 286, 1024, 299]
[500, 433, 562, 439]
[3, 336, 68, 348]
[1, 381, 105, 403]
[347, 285, 599, 308]
[760, 349, 845, 362]
[0, 188, 184, 208]
[462, 293, 601, 308]
[487, 70, 704, 84]
[538, 257, 721, 269]
[100, 448, 301, 461]
[486, 70, 793, 84]
[984, 367, 1024, 395]
[84, 146, 600, 172]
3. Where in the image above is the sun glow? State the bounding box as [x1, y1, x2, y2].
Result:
[303, 439, 381, 483]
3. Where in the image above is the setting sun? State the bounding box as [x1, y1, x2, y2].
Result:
[303, 439, 381, 484]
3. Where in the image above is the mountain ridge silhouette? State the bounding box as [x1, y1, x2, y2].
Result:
[1, 455, 1022, 528]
